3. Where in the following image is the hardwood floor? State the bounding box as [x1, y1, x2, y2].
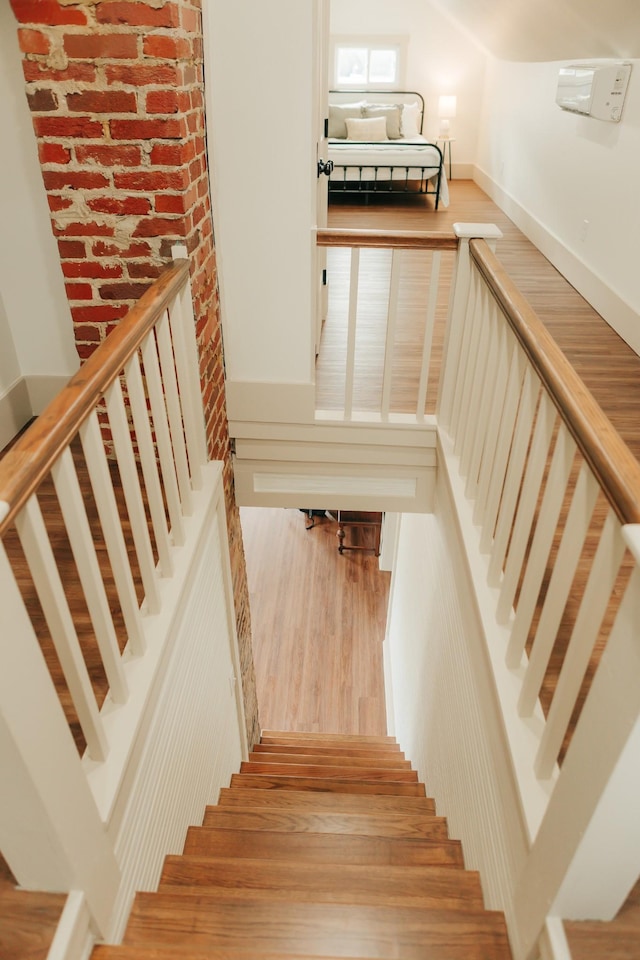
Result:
[240, 507, 389, 737]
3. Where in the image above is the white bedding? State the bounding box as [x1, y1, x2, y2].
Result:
[328, 136, 449, 207]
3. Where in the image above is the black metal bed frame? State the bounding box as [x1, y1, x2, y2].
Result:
[326, 90, 444, 209]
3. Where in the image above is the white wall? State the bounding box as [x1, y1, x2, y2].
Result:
[476, 57, 640, 351]
[203, 0, 317, 392]
[0, 7, 79, 397]
[330, 0, 487, 173]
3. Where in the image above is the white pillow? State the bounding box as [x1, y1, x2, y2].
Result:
[328, 102, 365, 138]
[401, 101, 421, 138]
[345, 116, 388, 141]
[363, 104, 402, 139]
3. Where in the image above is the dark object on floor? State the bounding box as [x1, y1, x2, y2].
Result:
[299, 509, 328, 530]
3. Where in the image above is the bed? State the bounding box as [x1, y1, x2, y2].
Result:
[327, 91, 448, 209]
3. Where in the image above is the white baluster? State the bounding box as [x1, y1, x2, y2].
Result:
[140, 331, 185, 547]
[51, 447, 128, 704]
[381, 249, 401, 420]
[451, 267, 480, 450]
[473, 322, 511, 523]
[488, 365, 539, 586]
[167, 283, 208, 488]
[344, 247, 360, 421]
[463, 289, 498, 494]
[105, 377, 160, 615]
[506, 426, 576, 669]
[14, 496, 108, 761]
[415, 250, 441, 421]
[535, 509, 626, 777]
[496, 393, 556, 624]
[518, 462, 599, 716]
[124, 350, 173, 578]
[79, 411, 145, 656]
[156, 310, 194, 517]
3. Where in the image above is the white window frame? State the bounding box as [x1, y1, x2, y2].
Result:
[330, 35, 407, 92]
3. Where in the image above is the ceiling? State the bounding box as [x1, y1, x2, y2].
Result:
[429, 0, 640, 61]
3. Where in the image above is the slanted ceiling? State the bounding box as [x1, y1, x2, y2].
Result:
[430, 0, 640, 61]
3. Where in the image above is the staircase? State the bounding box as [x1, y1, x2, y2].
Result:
[92, 731, 512, 960]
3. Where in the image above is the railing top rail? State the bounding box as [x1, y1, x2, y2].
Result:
[317, 228, 458, 251]
[470, 238, 640, 525]
[0, 260, 191, 537]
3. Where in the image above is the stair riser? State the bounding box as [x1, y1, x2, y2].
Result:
[248, 752, 413, 769]
[202, 808, 450, 840]
[218, 788, 436, 815]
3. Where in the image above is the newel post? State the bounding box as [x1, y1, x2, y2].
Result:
[437, 223, 503, 428]
[0, 542, 120, 937]
[511, 529, 640, 960]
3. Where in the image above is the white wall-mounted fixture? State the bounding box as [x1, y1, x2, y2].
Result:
[556, 62, 631, 122]
[438, 94, 457, 137]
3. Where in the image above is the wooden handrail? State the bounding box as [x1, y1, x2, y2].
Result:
[470, 239, 640, 525]
[0, 260, 191, 537]
[317, 228, 458, 251]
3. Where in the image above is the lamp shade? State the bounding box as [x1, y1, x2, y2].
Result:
[438, 95, 457, 119]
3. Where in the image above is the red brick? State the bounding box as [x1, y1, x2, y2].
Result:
[155, 193, 184, 214]
[87, 195, 151, 215]
[75, 144, 141, 166]
[133, 217, 186, 238]
[64, 33, 138, 60]
[24, 63, 95, 87]
[71, 304, 128, 323]
[53, 220, 115, 238]
[127, 261, 165, 279]
[65, 283, 94, 300]
[96, 1, 179, 28]
[38, 142, 71, 164]
[11, 1, 87, 25]
[43, 170, 109, 191]
[109, 118, 185, 141]
[76, 343, 98, 360]
[18, 28, 50, 54]
[48, 195, 72, 212]
[27, 88, 58, 112]
[149, 143, 180, 166]
[67, 90, 136, 114]
[145, 89, 178, 114]
[57, 239, 86, 259]
[63, 261, 123, 279]
[180, 5, 199, 32]
[114, 169, 187, 192]
[92, 240, 150, 258]
[34, 116, 103, 138]
[105, 63, 177, 86]
[142, 34, 190, 60]
[72, 323, 103, 341]
[99, 281, 150, 300]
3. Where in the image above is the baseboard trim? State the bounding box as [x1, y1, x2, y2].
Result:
[0, 374, 73, 451]
[473, 165, 640, 357]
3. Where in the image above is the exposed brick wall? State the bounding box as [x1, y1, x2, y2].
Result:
[9, 0, 260, 749]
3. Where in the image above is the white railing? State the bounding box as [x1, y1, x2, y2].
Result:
[316, 228, 458, 422]
[0, 260, 245, 941]
[439, 226, 640, 960]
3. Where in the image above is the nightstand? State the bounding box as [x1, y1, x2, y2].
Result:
[436, 137, 455, 180]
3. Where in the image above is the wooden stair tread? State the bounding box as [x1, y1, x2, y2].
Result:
[95, 948, 399, 960]
[160, 855, 484, 908]
[239, 761, 419, 782]
[218, 787, 436, 814]
[261, 731, 398, 745]
[248, 751, 412, 769]
[202, 806, 450, 840]
[124, 896, 511, 959]
[184, 825, 464, 866]
[230, 773, 426, 796]
[252, 742, 405, 760]
[0, 888, 66, 960]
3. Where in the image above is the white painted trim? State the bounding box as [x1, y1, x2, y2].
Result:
[46, 892, 94, 960]
[225, 381, 315, 423]
[26, 374, 74, 415]
[473, 164, 640, 357]
[0, 377, 31, 450]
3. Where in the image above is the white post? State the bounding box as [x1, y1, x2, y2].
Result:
[512, 554, 640, 960]
[0, 543, 120, 937]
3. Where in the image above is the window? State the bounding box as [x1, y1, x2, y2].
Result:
[331, 37, 406, 90]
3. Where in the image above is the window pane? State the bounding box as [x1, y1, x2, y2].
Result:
[336, 47, 368, 85]
[369, 49, 397, 84]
